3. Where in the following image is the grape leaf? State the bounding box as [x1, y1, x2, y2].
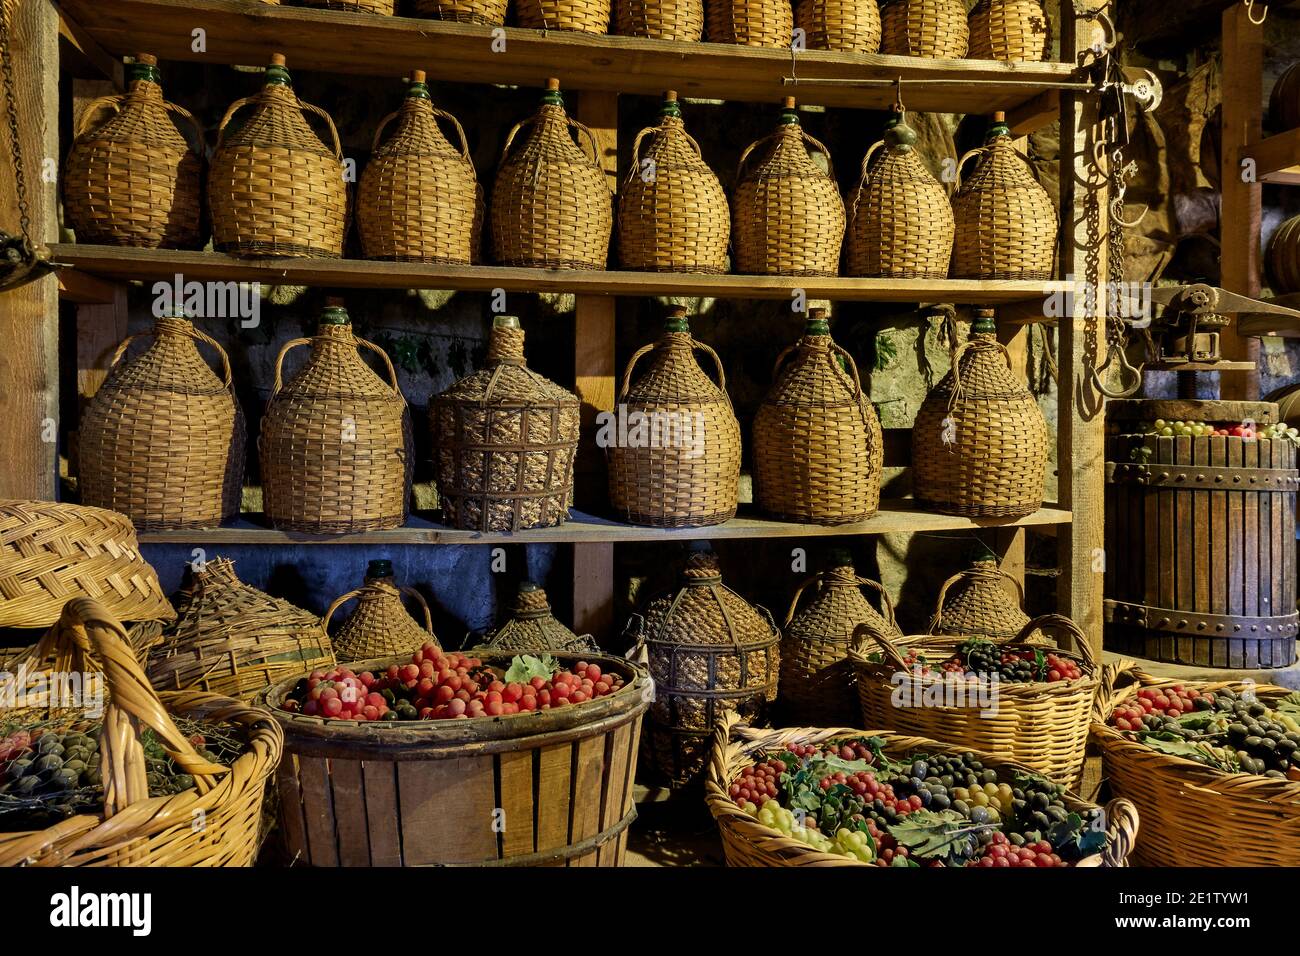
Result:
[1140, 735, 1238, 771]
[1033, 648, 1048, 680]
[504, 654, 558, 683]
[1046, 812, 1107, 858]
[1275, 692, 1300, 717]
[890, 854, 918, 867]
[887, 810, 983, 866]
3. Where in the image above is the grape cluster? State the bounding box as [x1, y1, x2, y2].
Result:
[968, 831, 1065, 868]
[1109, 683, 1210, 731]
[728, 757, 785, 807]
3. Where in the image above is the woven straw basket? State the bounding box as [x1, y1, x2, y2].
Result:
[432, 316, 580, 532]
[474, 582, 599, 654]
[325, 560, 437, 662]
[63, 54, 202, 250]
[616, 0, 703, 39]
[491, 80, 612, 270]
[707, 0, 792, 46]
[967, 0, 1050, 62]
[631, 551, 780, 787]
[209, 55, 347, 258]
[0, 598, 283, 867]
[618, 92, 729, 274]
[879, 0, 968, 57]
[1093, 664, 1300, 867]
[292, 0, 395, 12]
[409, 0, 507, 22]
[260, 301, 413, 534]
[705, 714, 1138, 867]
[608, 308, 741, 528]
[357, 71, 480, 264]
[794, 0, 880, 53]
[734, 99, 844, 276]
[845, 115, 954, 279]
[147, 558, 335, 701]
[79, 315, 245, 532]
[929, 558, 1035, 641]
[753, 310, 883, 524]
[850, 613, 1097, 788]
[779, 553, 899, 726]
[517, 0, 611, 32]
[951, 114, 1057, 280]
[911, 312, 1048, 518]
[0, 500, 174, 629]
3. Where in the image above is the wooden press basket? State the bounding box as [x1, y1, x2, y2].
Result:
[408, 0, 507, 22]
[879, 0, 968, 58]
[474, 582, 599, 655]
[794, 0, 881, 53]
[706, 0, 792, 46]
[967, 0, 1051, 62]
[705, 714, 1138, 867]
[615, 0, 704, 40]
[324, 574, 438, 663]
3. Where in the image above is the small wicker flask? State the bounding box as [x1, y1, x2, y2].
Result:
[357, 71, 480, 264]
[63, 54, 203, 249]
[209, 54, 347, 258]
[260, 301, 413, 533]
[615, 0, 704, 39]
[79, 313, 245, 531]
[752, 309, 883, 524]
[733, 98, 845, 276]
[706, 0, 793, 46]
[951, 113, 1057, 280]
[608, 307, 742, 528]
[780, 550, 900, 726]
[491, 80, 613, 270]
[325, 560, 438, 663]
[911, 310, 1049, 518]
[431, 316, 581, 532]
[794, 0, 881, 53]
[618, 92, 729, 274]
[967, 0, 1050, 62]
[408, 0, 507, 22]
[475, 582, 599, 654]
[929, 557, 1035, 641]
[879, 0, 968, 57]
[845, 114, 954, 279]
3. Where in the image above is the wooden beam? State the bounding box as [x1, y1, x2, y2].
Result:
[1242, 126, 1300, 180]
[55, 2, 124, 87]
[1007, 91, 1059, 137]
[58, 268, 119, 304]
[70, 285, 129, 478]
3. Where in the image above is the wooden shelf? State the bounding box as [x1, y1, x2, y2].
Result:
[51, 245, 1066, 306]
[56, 0, 1076, 123]
[134, 504, 1071, 545]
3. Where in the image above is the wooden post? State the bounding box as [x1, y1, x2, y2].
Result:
[995, 319, 1030, 590]
[0, 0, 59, 500]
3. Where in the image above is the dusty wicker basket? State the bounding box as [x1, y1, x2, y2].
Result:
[911, 311, 1048, 518]
[260, 301, 413, 534]
[618, 92, 729, 274]
[631, 550, 780, 788]
[794, 0, 880, 53]
[1093, 663, 1300, 867]
[608, 308, 741, 528]
[845, 115, 954, 279]
[615, 0, 703, 39]
[431, 316, 581, 532]
[474, 582, 599, 655]
[706, 0, 792, 46]
[705, 713, 1138, 867]
[325, 560, 438, 663]
[517, 0, 611, 31]
[779, 552, 899, 727]
[0, 500, 174, 629]
[850, 613, 1097, 788]
[209, 54, 347, 258]
[357, 71, 480, 264]
[408, 0, 507, 21]
[491, 80, 612, 270]
[147, 557, 335, 701]
[0, 598, 283, 867]
[951, 113, 1057, 280]
[753, 309, 883, 524]
[879, 0, 968, 58]
[733, 98, 845, 276]
[967, 0, 1050, 62]
[929, 558, 1035, 641]
[79, 315, 245, 532]
[63, 54, 202, 250]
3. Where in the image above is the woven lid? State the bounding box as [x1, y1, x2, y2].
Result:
[477, 582, 597, 654]
[930, 558, 1033, 640]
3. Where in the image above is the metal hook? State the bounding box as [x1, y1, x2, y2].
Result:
[893, 76, 905, 115]
[1090, 341, 1144, 399]
[1245, 0, 1268, 25]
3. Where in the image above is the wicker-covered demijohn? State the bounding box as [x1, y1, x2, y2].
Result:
[209, 54, 347, 258]
[431, 316, 580, 532]
[618, 92, 729, 274]
[632, 550, 780, 787]
[324, 559, 439, 663]
[967, 0, 1050, 62]
[845, 113, 954, 279]
[474, 582, 600, 655]
[779, 550, 899, 727]
[78, 314, 245, 532]
[753, 309, 883, 524]
[147, 558, 335, 702]
[733, 98, 845, 276]
[879, 0, 968, 57]
[911, 309, 1048, 518]
[929, 556, 1034, 641]
[408, 0, 506, 22]
[491, 79, 612, 270]
[794, 0, 880, 53]
[951, 112, 1057, 280]
[516, 0, 611, 32]
[616, 0, 703, 39]
[357, 71, 480, 264]
[63, 54, 202, 250]
[706, 0, 792, 46]
[608, 307, 741, 528]
[260, 300, 413, 534]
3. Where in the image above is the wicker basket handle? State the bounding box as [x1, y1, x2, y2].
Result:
[110, 325, 235, 389]
[356, 336, 406, 403]
[855, 576, 898, 631]
[1003, 613, 1097, 671]
[1096, 798, 1140, 869]
[694, 340, 730, 396]
[369, 109, 403, 153]
[800, 128, 837, 180]
[856, 138, 886, 184]
[623, 126, 655, 187]
[616, 342, 656, 400]
[269, 337, 312, 401]
[498, 117, 531, 165]
[213, 94, 258, 152]
[323, 584, 434, 635]
[299, 100, 345, 161]
[73, 94, 123, 139]
[850, 621, 911, 671]
[566, 115, 604, 168]
[828, 343, 864, 402]
[431, 106, 474, 165]
[735, 131, 778, 180]
[927, 565, 1025, 634]
[953, 146, 985, 192]
[164, 100, 205, 155]
[1091, 658, 1139, 724]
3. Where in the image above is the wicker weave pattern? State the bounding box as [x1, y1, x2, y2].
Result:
[79, 317, 245, 532]
[967, 0, 1050, 62]
[291, 0, 394, 11]
[0, 500, 174, 628]
[706, 0, 792, 45]
[879, 0, 968, 57]
[615, 0, 704, 39]
[63, 58, 202, 250]
[326, 576, 436, 662]
[794, 0, 880, 53]
[475, 583, 599, 654]
[409, 0, 507, 21]
[517, 0, 612, 31]
[432, 322, 581, 532]
[928, 559, 1034, 640]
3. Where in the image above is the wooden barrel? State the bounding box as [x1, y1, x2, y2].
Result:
[264, 651, 650, 866]
[1267, 214, 1300, 294]
[1271, 62, 1300, 134]
[1104, 399, 1299, 669]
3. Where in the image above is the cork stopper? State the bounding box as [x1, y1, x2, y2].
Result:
[136, 53, 158, 66]
[266, 53, 292, 86]
[410, 69, 426, 83]
[270, 53, 287, 67]
[987, 111, 1010, 140]
[972, 308, 997, 335]
[664, 305, 689, 334]
[660, 89, 681, 118]
[406, 70, 431, 100]
[541, 77, 564, 106]
[779, 96, 799, 125]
